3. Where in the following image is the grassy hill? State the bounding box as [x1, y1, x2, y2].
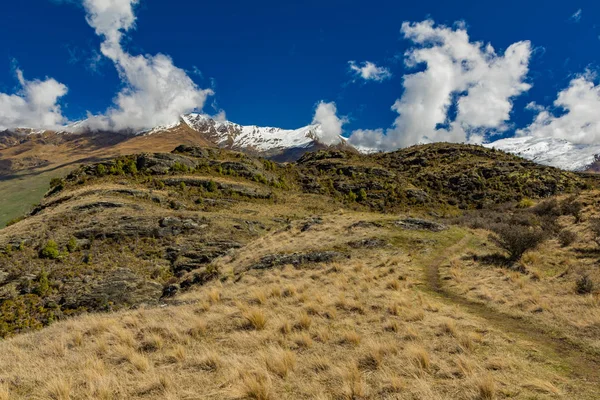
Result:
[0, 143, 598, 399]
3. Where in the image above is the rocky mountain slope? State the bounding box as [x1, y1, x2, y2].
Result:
[0, 143, 599, 399]
[0, 142, 589, 336]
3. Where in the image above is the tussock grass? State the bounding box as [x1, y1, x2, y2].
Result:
[0, 212, 589, 399]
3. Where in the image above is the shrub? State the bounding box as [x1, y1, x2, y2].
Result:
[347, 191, 358, 202]
[561, 196, 583, 223]
[532, 199, 560, 218]
[123, 159, 138, 175]
[357, 188, 367, 202]
[517, 198, 535, 209]
[171, 162, 189, 173]
[489, 224, 546, 261]
[206, 180, 218, 193]
[254, 174, 268, 184]
[96, 164, 107, 176]
[557, 230, 577, 247]
[589, 218, 600, 247]
[34, 269, 50, 296]
[576, 275, 594, 295]
[66, 237, 78, 253]
[39, 240, 60, 260]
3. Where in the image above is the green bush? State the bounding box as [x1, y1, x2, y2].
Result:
[517, 198, 535, 209]
[171, 162, 189, 173]
[557, 230, 577, 247]
[357, 188, 367, 202]
[206, 180, 218, 193]
[96, 164, 107, 176]
[576, 274, 594, 295]
[123, 159, 138, 175]
[39, 240, 60, 260]
[34, 269, 50, 296]
[347, 191, 358, 202]
[66, 237, 78, 253]
[253, 174, 268, 184]
[489, 224, 546, 261]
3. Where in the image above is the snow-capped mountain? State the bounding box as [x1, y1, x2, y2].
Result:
[180, 114, 327, 153]
[484, 136, 600, 172]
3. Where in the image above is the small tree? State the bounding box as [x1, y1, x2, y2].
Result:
[206, 180, 218, 193]
[123, 159, 138, 175]
[489, 224, 546, 261]
[347, 191, 358, 202]
[96, 164, 107, 176]
[357, 188, 367, 202]
[66, 237, 78, 253]
[35, 269, 50, 296]
[39, 240, 60, 260]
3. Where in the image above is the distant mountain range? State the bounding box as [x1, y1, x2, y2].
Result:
[1, 114, 599, 171]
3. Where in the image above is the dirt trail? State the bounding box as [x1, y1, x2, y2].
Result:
[425, 234, 600, 389]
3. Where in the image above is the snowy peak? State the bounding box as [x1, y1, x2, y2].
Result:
[181, 113, 331, 152]
[485, 136, 600, 171]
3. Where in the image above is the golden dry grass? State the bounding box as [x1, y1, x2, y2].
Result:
[0, 210, 596, 399]
[440, 192, 600, 353]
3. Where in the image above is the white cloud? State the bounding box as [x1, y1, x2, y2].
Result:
[348, 61, 392, 82]
[517, 72, 600, 144]
[0, 68, 68, 131]
[78, 0, 213, 132]
[312, 101, 347, 145]
[348, 20, 532, 150]
[570, 9, 582, 22]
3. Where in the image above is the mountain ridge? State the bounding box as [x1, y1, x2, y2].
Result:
[3, 115, 599, 172]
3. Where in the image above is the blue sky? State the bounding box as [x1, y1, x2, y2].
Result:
[0, 0, 599, 148]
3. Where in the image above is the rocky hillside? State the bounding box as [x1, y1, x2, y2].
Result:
[0, 143, 589, 337]
[0, 143, 599, 399]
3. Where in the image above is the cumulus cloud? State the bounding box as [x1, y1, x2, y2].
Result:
[312, 101, 347, 145]
[78, 0, 213, 132]
[517, 72, 600, 144]
[348, 20, 532, 151]
[0, 68, 68, 131]
[348, 61, 392, 82]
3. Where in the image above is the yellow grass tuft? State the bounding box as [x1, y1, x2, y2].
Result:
[46, 376, 72, 400]
[339, 330, 361, 346]
[440, 318, 458, 337]
[523, 379, 562, 395]
[208, 288, 221, 304]
[294, 312, 312, 331]
[190, 351, 223, 371]
[186, 318, 207, 339]
[292, 332, 313, 349]
[242, 308, 268, 330]
[406, 344, 430, 371]
[264, 347, 297, 378]
[236, 370, 273, 400]
[340, 365, 368, 400]
[476, 374, 496, 400]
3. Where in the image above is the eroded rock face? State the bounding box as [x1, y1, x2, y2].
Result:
[395, 218, 447, 232]
[137, 153, 197, 175]
[61, 268, 162, 309]
[248, 251, 346, 271]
